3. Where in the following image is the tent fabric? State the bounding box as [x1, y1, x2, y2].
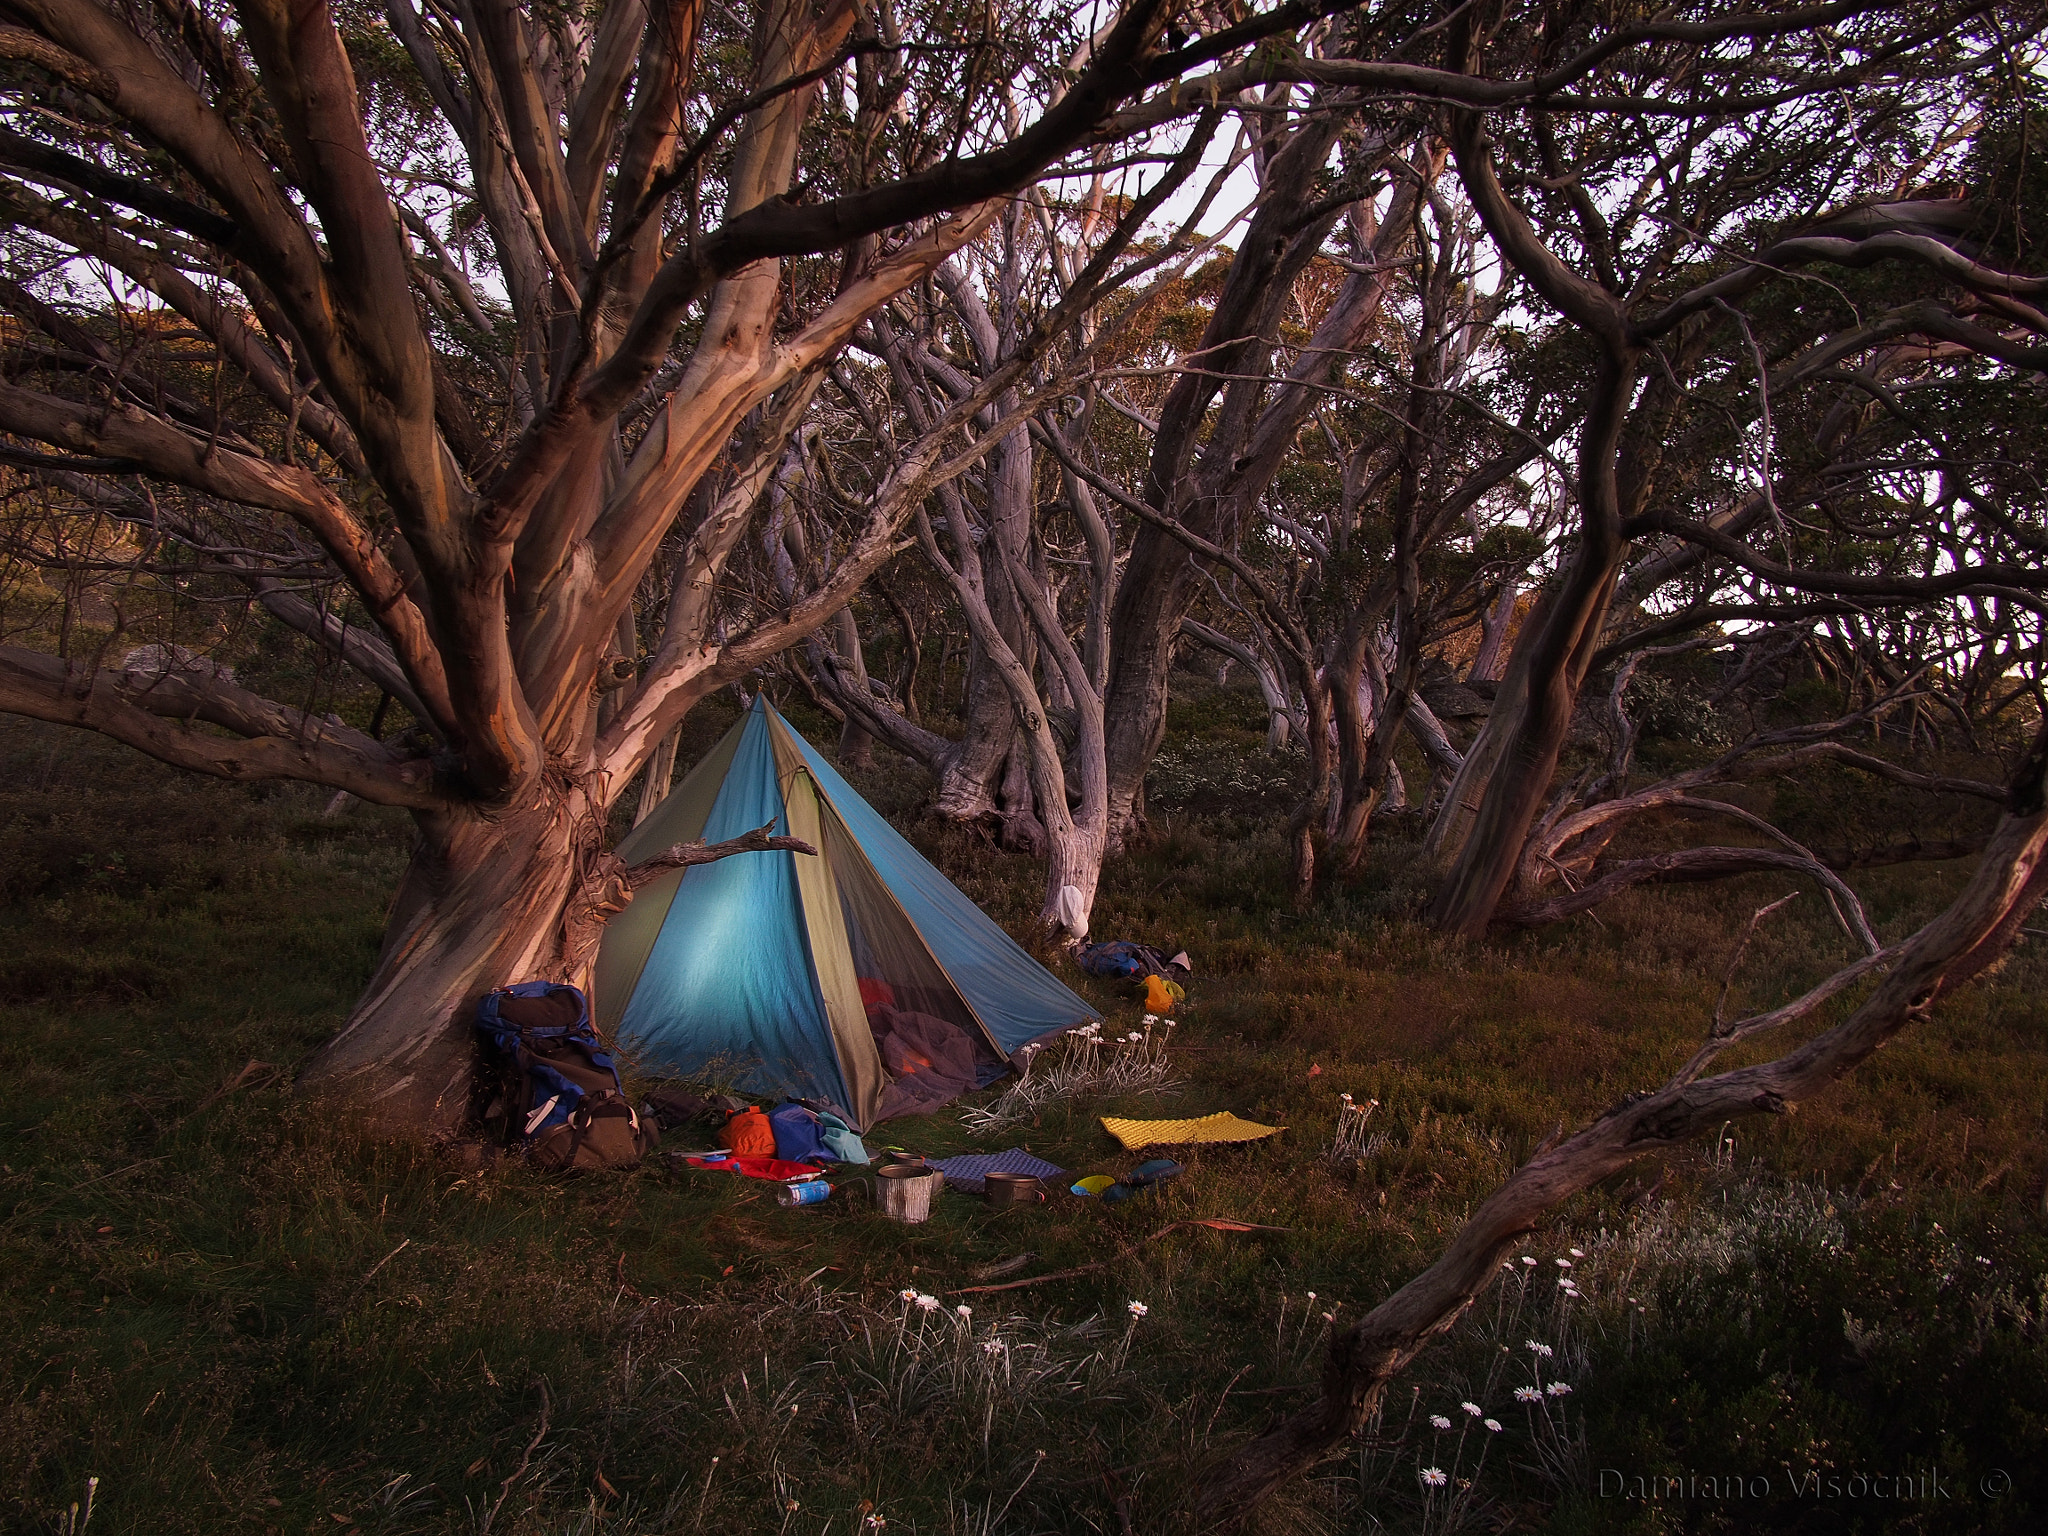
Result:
[612, 705, 852, 1113]
[594, 719, 746, 1037]
[602, 697, 1100, 1128]
[762, 709, 1097, 1055]
[781, 770, 889, 1119]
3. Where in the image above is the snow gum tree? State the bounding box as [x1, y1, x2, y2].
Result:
[0, 0, 1331, 1131]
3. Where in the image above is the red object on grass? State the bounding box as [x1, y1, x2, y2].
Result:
[686, 1153, 828, 1181]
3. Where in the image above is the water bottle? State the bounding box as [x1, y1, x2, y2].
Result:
[777, 1179, 829, 1207]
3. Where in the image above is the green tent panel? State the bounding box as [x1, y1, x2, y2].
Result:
[597, 697, 1098, 1128]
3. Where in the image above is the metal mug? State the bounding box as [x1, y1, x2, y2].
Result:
[982, 1172, 1047, 1206]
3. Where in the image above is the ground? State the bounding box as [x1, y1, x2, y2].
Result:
[4, 686, 2047, 1535]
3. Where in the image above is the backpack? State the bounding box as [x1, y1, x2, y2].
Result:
[476, 982, 657, 1170]
[1075, 940, 1171, 980]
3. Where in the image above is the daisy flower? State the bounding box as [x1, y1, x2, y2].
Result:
[1547, 1381, 1572, 1396]
[898, 1288, 917, 1301]
[915, 1293, 939, 1312]
[1429, 1414, 1452, 1430]
[955, 1304, 972, 1318]
[1484, 1419, 1502, 1433]
[1461, 1401, 1482, 1416]
[1420, 1467, 1448, 1488]
[1515, 1386, 1543, 1403]
[1526, 1340, 1553, 1357]
[1127, 1300, 1149, 1318]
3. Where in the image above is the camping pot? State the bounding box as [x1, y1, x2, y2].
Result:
[874, 1163, 943, 1223]
[876, 1150, 927, 1169]
[982, 1172, 1046, 1207]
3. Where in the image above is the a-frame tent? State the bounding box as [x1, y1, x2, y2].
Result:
[595, 697, 1099, 1128]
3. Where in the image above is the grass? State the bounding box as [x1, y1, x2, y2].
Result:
[5, 697, 2048, 1535]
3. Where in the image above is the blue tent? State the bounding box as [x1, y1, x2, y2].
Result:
[595, 698, 1098, 1127]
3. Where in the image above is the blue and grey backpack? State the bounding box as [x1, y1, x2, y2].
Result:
[475, 982, 656, 1169]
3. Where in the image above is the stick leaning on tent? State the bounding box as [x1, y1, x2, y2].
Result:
[558, 821, 816, 981]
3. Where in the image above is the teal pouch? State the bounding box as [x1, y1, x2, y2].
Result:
[814, 1109, 870, 1165]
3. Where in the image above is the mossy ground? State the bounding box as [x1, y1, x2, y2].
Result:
[5, 691, 2047, 1535]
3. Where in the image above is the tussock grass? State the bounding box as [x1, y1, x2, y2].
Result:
[6, 709, 2047, 1533]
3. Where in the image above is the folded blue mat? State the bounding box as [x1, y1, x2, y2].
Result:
[930, 1149, 1065, 1194]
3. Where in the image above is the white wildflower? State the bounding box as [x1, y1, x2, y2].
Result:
[915, 1293, 939, 1312]
[1514, 1386, 1542, 1403]
[1420, 1467, 1448, 1488]
[1484, 1419, 1502, 1433]
[1526, 1340, 1553, 1357]
[1554, 1257, 1572, 1268]
[1429, 1414, 1452, 1430]
[955, 1304, 972, 1318]
[1546, 1381, 1572, 1397]
[981, 1340, 1005, 1356]
[1127, 1300, 1149, 1318]
[1461, 1401, 1482, 1417]
[1520, 1256, 1537, 1267]
[1569, 1247, 1585, 1258]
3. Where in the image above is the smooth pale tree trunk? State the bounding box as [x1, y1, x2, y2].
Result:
[300, 796, 586, 1132]
[633, 725, 681, 825]
[1426, 565, 1622, 935]
[1181, 618, 1296, 748]
[1426, 588, 1549, 861]
[1468, 579, 1519, 682]
[999, 741, 1047, 855]
[831, 606, 876, 769]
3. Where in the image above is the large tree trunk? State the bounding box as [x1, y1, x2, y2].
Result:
[633, 725, 681, 825]
[1425, 564, 1621, 935]
[1467, 579, 1519, 682]
[299, 795, 584, 1133]
[831, 605, 876, 769]
[935, 649, 1015, 817]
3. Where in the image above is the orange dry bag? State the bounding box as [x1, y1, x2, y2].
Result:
[1143, 973, 1183, 1014]
[725, 1106, 776, 1157]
